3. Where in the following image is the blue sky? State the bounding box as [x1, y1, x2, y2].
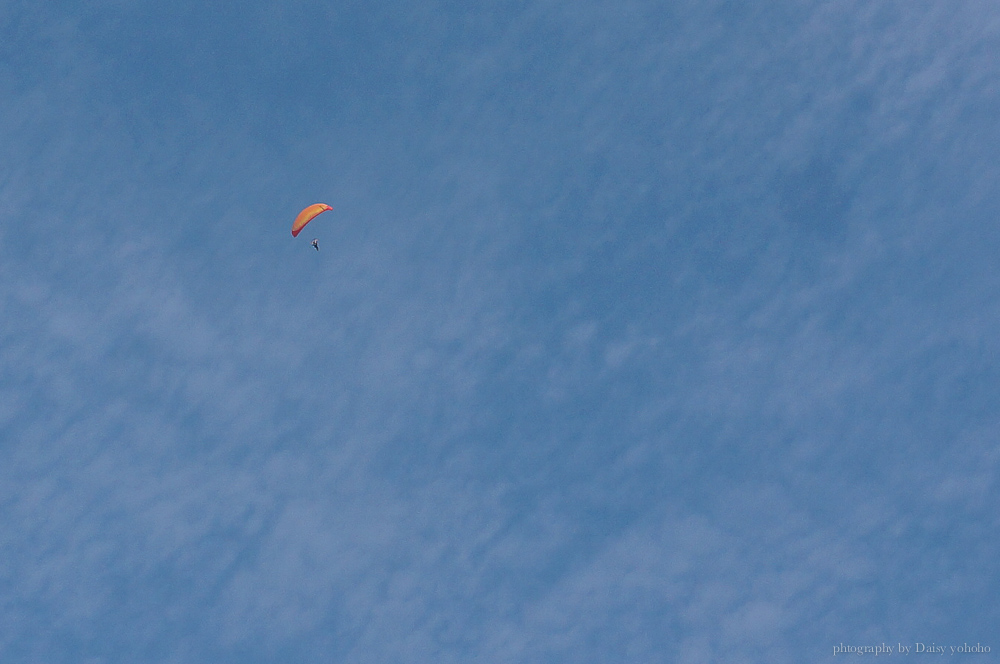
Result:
[2, 1, 998, 662]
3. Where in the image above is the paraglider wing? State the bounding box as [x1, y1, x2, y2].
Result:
[291, 203, 333, 237]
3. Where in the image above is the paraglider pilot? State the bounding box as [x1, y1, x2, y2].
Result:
[311, 238, 319, 251]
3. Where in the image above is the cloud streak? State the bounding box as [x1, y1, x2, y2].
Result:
[1, 0, 999, 661]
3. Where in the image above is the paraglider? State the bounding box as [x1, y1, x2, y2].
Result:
[311, 238, 320, 251]
[291, 203, 332, 237]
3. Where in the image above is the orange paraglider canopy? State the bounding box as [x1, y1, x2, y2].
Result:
[291, 203, 333, 237]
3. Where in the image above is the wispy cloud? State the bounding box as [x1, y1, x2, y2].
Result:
[1, 0, 999, 661]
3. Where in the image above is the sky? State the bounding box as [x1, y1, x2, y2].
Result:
[2, 0, 999, 662]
